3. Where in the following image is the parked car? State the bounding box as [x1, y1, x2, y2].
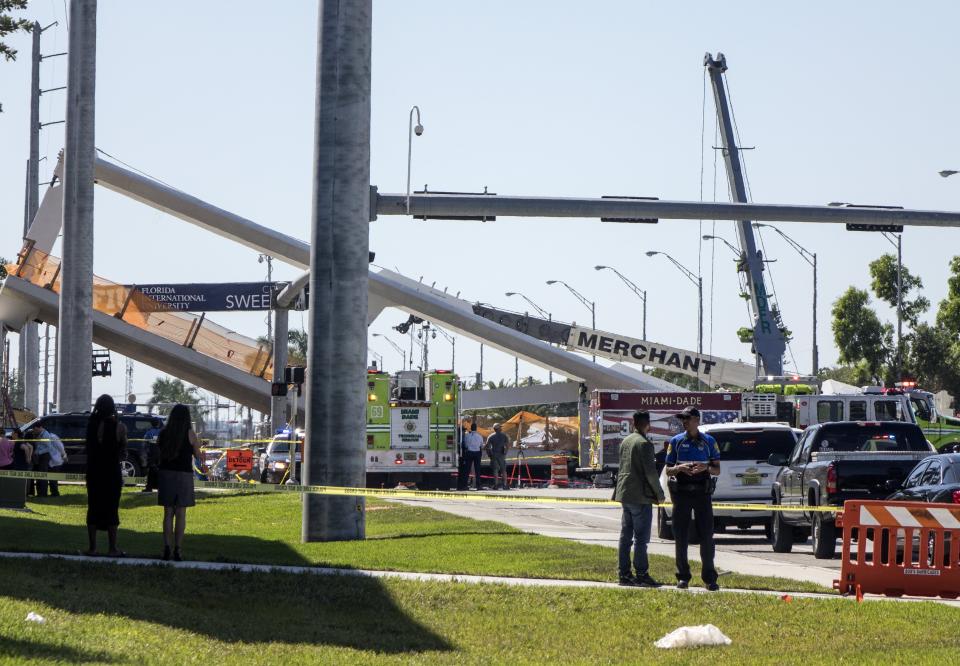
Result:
[20, 412, 165, 478]
[657, 422, 798, 540]
[259, 431, 303, 484]
[887, 454, 960, 504]
[768, 421, 933, 559]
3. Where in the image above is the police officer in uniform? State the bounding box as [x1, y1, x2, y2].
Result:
[664, 406, 721, 591]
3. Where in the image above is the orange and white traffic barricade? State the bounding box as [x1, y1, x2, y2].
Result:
[834, 499, 960, 599]
[548, 455, 569, 488]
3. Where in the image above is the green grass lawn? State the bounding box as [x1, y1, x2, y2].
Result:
[0, 557, 957, 665]
[0, 486, 827, 593]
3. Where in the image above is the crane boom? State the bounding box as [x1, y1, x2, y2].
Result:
[705, 52, 786, 376]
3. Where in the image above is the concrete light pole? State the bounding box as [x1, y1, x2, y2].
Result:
[505, 291, 552, 383]
[753, 223, 819, 374]
[594, 265, 647, 341]
[405, 105, 423, 214]
[19, 22, 42, 415]
[57, 0, 97, 413]
[270, 307, 288, 435]
[303, 0, 371, 542]
[372, 333, 406, 370]
[546, 280, 596, 362]
[882, 231, 903, 379]
[645, 251, 702, 354]
[432, 324, 456, 372]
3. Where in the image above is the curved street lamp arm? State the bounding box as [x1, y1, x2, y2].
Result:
[753, 223, 814, 266]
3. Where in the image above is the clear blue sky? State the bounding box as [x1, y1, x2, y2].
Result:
[2, 1, 960, 410]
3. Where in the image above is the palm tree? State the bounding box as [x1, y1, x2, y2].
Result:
[288, 329, 308, 366]
[257, 329, 308, 368]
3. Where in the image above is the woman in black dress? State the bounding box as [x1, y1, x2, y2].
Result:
[84, 394, 127, 557]
[157, 403, 203, 561]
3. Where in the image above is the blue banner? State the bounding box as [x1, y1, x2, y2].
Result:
[130, 282, 280, 312]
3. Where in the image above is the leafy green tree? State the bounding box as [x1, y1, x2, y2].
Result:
[0, 256, 8, 279]
[907, 323, 960, 395]
[831, 287, 891, 376]
[817, 362, 873, 388]
[148, 377, 205, 433]
[868, 253, 929, 327]
[937, 256, 960, 336]
[0, 1, 30, 113]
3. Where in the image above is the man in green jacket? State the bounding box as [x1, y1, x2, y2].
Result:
[613, 411, 665, 587]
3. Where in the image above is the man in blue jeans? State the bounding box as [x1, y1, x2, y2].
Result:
[613, 411, 664, 587]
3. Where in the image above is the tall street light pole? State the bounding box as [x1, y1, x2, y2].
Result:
[505, 291, 550, 319]
[645, 251, 702, 354]
[882, 230, 903, 380]
[258, 254, 273, 343]
[753, 223, 818, 374]
[546, 280, 595, 362]
[505, 291, 552, 383]
[594, 265, 647, 341]
[701, 234, 741, 259]
[406, 105, 423, 214]
[432, 324, 456, 372]
[372, 333, 406, 370]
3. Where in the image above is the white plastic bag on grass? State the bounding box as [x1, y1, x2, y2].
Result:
[25, 612, 46, 624]
[655, 624, 731, 649]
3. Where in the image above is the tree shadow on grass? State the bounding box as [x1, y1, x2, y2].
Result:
[0, 635, 119, 663]
[0, 514, 311, 566]
[2, 556, 452, 654]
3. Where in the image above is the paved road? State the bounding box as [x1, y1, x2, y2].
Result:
[397, 488, 841, 588]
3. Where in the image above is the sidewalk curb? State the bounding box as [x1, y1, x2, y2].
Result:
[2, 550, 957, 606]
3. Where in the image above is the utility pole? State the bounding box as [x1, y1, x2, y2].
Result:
[705, 52, 785, 376]
[20, 22, 42, 416]
[260, 254, 273, 342]
[812, 253, 818, 374]
[303, 0, 371, 542]
[57, 0, 97, 413]
[271, 307, 288, 435]
[124, 357, 134, 400]
[42, 325, 50, 415]
[882, 231, 903, 378]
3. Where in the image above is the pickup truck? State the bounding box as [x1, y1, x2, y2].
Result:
[767, 421, 933, 559]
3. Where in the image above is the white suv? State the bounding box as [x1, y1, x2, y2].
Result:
[657, 422, 798, 540]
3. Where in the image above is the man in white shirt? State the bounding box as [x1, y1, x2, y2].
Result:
[461, 422, 485, 491]
[30, 424, 65, 498]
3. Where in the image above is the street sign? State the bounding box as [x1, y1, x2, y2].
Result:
[129, 282, 282, 312]
[846, 223, 904, 233]
[226, 449, 254, 472]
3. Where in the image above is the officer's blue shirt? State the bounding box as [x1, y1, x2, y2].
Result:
[665, 431, 720, 466]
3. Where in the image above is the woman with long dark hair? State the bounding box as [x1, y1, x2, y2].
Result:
[84, 394, 127, 557]
[157, 403, 203, 561]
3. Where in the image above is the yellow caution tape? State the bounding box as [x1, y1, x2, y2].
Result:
[0, 469, 837, 512]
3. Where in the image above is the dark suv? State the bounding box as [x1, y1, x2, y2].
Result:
[20, 412, 164, 478]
